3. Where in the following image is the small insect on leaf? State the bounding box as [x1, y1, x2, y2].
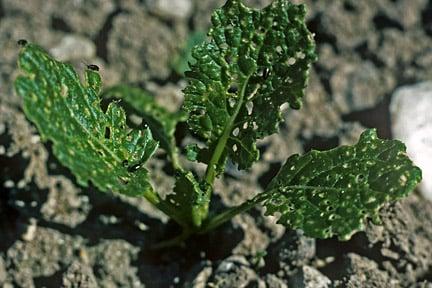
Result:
[87, 64, 100, 71]
[17, 39, 28, 47]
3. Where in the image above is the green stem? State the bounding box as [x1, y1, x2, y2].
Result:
[151, 228, 193, 250]
[204, 75, 252, 185]
[142, 188, 189, 228]
[198, 199, 258, 234]
[198, 188, 277, 234]
[170, 147, 182, 171]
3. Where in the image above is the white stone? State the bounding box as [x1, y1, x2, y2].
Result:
[390, 82, 432, 201]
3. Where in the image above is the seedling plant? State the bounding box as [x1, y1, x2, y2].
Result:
[15, 0, 422, 247]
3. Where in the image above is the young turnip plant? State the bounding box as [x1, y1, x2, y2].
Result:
[15, 0, 421, 247]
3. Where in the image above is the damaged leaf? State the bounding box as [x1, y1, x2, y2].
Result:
[183, 0, 316, 174]
[104, 85, 187, 167]
[256, 129, 422, 240]
[15, 44, 158, 198]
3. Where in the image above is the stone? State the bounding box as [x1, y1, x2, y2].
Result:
[290, 265, 331, 288]
[341, 253, 395, 287]
[209, 256, 265, 287]
[62, 261, 98, 288]
[108, 11, 181, 82]
[390, 82, 432, 201]
[268, 230, 316, 276]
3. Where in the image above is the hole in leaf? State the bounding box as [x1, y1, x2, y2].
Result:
[262, 67, 271, 79]
[356, 174, 365, 181]
[128, 164, 141, 173]
[118, 177, 129, 185]
[224, 55, 233, 64]
[104, 127, 111, 139]
[228, 85, 238, 94]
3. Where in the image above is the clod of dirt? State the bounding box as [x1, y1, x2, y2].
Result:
[266, 230, 316, 276]
[336, 253, 394, 288]
[108, 10, 183, 82]
[365, 30, 431, 73]
[289, 265, 331, 288]
[0, 16, 60, 103]
[88, 240, 143, 287]
[208, 255, 265, 288]
[286, 68, 342, 139]
[232, 214, 269, 256]
[329, 58, 395, 113]
[50, 0, 116, 37]
[50, 34, 96, 61]
[41, 176, 91, 228]
[365, 193, 432, 286]
[5, 227, 84, 287]
[62, 261, 98, 288]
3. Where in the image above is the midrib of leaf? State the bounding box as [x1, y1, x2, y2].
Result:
[204, 74, 252, 185]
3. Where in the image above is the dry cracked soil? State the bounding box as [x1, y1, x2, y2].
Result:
[1, 0, 432, 287]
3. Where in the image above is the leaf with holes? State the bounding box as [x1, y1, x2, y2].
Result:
[15, 44, 159, 198]
[103, 85, 187, 165]
[255, 129, 422, 240]
[165, 171, 210, 228]
[182, 0, 317, 173]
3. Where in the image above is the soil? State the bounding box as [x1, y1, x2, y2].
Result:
[1, 0, 432, 287]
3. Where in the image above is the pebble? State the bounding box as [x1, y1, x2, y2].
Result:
[4, 180, 14, 188]
[22, 218, 38, 242]
[290, 266, 331, 288]
[390, 82, 432, 201]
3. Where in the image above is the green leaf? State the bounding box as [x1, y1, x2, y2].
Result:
[256, 129, 422, 240]
[182, 0, 316, 172]
[166, 171, 210, 227]
[15, 44, 158, 197]
[103, 85, 187, 163]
